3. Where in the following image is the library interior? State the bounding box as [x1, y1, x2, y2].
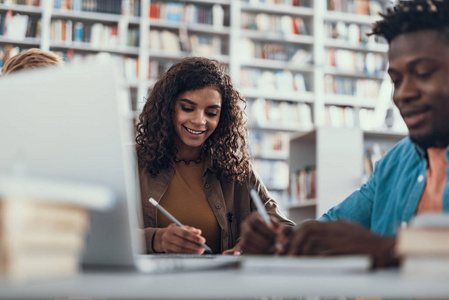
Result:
[1, 0, 449, 299]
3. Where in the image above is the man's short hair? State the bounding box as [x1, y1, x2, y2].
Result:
[371, 0, 449, 44]
[1, 48, 63, 75]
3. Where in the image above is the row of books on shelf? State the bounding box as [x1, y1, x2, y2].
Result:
[326, 48, 385, 76]
[253, 159, 289, 190]
[0, 11, 40, 40]
[243, 0, 304, 6]
[248, 98, 313, 128]
[1, 44, 138, 82]
[324, 105, 407, 132]
[53, 0, 135, 15]
[325, 21, 380, 45]
[289, 166, 316, 203]
[241, 68, 307, 93]
[120, 55, 138, 80]
[241, 12, 308, 36]
[148, 58, 172, 79]
[68, 51, 139, 81]
[250, 131, 289, 157]
[149, 2, 226, 28]
[241, 38, 312, 64]
[324, 75, 381, 98]
[149, 29, 224, 56]
[50, 20, 139, 47]
[327, 0, 383, 16]
[325, 105, 367, 129]
[1, 0, 39, 6]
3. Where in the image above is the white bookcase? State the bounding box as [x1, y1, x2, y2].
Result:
[288, 127, 406, 224]
[0, 0, 408, 215]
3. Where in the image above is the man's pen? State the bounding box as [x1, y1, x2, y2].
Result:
[249, 186, 283, 253]
[148, 198, 213, 253]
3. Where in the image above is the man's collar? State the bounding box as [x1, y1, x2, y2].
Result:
[412, 138, 449, 161]
[413, 140, 427, 159]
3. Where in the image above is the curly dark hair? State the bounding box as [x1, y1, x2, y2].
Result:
[135, 57, 251, 183]
[370, 0, 449, 43]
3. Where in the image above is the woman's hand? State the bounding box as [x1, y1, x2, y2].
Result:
[153, 223, 206, 254]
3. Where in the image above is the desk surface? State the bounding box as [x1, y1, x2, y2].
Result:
[1, 256, 448, 299]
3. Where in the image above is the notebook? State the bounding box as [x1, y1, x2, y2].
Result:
[0, 57, 241, 273]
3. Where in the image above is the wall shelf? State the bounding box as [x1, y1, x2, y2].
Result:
[241, 58, 313, 72]
[324, 39, 388, 53]
[323, 94, 377, 109]
[240, 3, 314, 17]
[324, 11, 381, 25]
[0, 3, 42, 14]
[240, 30, 313, 45]
[51, 9, 140, 24]
[242, 89, 314, 103]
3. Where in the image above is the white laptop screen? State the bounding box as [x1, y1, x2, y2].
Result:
[0, 58, 144, 267]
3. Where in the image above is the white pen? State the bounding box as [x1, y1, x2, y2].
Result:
[148, 198, 213, 253]
[249, 188, 283, 252]
[250, 188, 271, 225]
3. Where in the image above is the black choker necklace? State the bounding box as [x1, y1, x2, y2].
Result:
[174, 156, 203, 165]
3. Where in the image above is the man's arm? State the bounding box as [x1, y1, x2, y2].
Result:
[319, 158, 381, 227]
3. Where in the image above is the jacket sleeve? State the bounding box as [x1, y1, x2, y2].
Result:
[318, 159, 378, 229]
[250, 168, 296, 227]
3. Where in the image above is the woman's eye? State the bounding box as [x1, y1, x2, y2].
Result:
[206, 112, 218, 117]
[181, 106, 194, 112]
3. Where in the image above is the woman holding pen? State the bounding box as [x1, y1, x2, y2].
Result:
[136, 57, 294, 255]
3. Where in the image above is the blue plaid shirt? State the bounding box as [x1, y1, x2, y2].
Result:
[319, 137, 449, 236]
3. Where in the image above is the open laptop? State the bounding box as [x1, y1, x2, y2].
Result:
[0, 57, 240, 273]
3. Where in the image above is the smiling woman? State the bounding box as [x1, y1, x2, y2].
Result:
[173, 88, 222, 158]
[135, 57, 294, 255]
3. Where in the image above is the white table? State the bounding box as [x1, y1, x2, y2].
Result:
[1, 256, 448, 299]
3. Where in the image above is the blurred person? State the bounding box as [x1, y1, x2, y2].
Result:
[135, 57, 294, 255]
[239, 0, 449, 268]
[1, 48, 63, 75]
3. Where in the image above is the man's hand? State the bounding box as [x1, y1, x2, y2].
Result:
[222, 242, 242, 255]
[239, 212, 292, 255]
[287, 220, 398, 268]
[153, 223, 206, 254]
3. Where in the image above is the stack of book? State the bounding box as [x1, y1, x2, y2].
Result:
[0, 198, 89, 280]
[396, 213, 449, 278]
[0, 176, 114, 281]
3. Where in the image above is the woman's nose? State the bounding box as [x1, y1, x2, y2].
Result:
[192, 111, 206, 125]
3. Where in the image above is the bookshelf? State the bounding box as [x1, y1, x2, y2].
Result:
[1, 0, 409, 216]
[0, 0, 231, 112]
[288, 127, 407, 223]
[285, 0, 408, 221]
[236, 0, 315, 209]
[321, 0, 394, 130]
